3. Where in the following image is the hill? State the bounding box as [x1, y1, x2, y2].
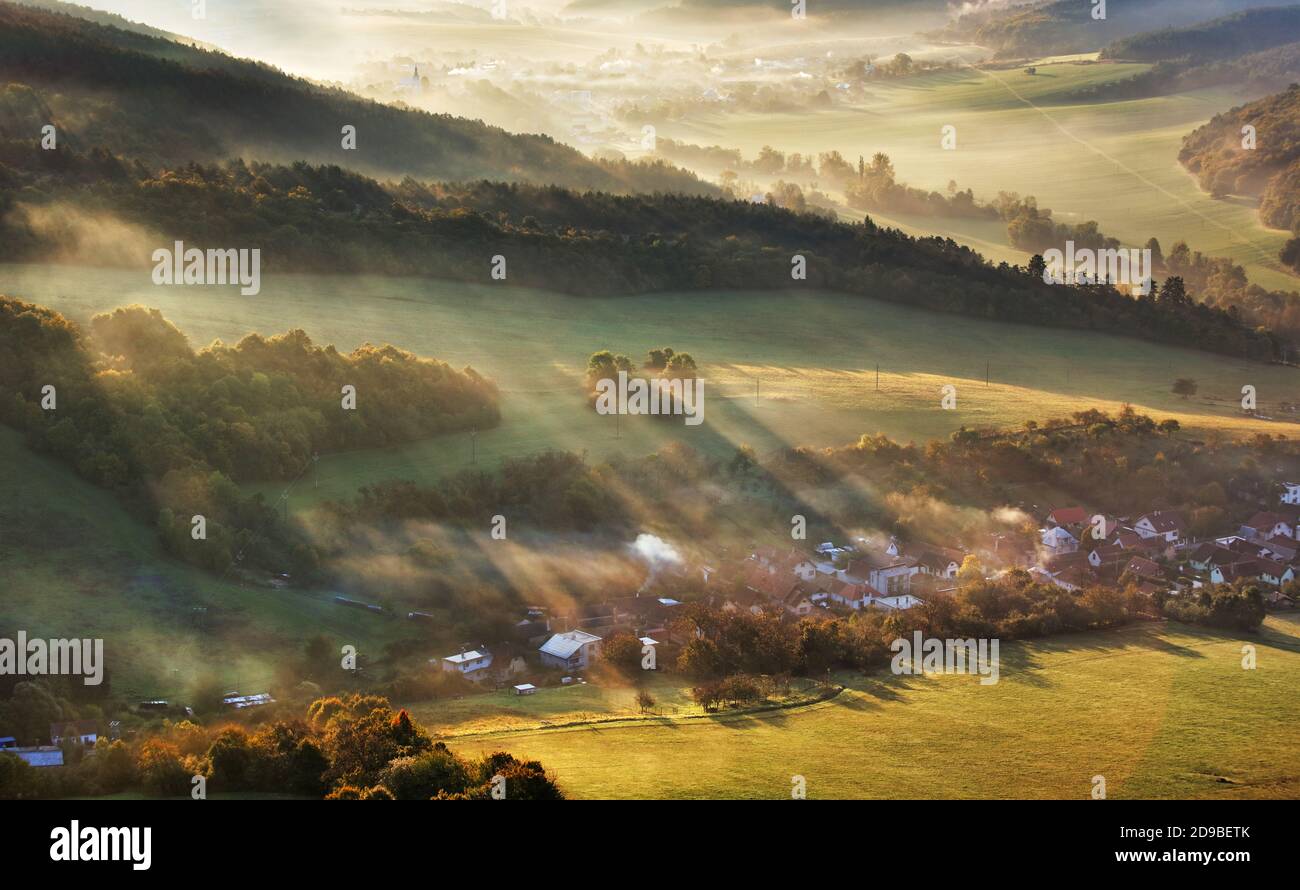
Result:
[1179, 84, 1300, 264]
[0, 148, 1281, 360]
[1100, 5, 1300, 63]
[940, 0, 1275, 59]
[0, 0, 714, 194]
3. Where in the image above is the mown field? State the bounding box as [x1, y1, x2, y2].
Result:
[660, 56, 1299, 290]
[5, 264, 1298, 515]
[442, 616, 1300, 800]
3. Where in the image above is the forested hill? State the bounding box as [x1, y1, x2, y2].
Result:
[938, 0, 1273, 59]
[1180, 85, 1300, 230]
[1100, 6, 1300, 63]
[0, 1, 715, 195]
[0, 145, 1281, 361]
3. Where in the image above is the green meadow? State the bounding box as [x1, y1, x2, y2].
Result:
[0, 425, 416, 699]
[5, 263, 1297, 513]
[660, 57, 1298, 290]
[443, 616, 1300, 800]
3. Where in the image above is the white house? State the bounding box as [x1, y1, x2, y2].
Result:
[1134, 511, 1185, 544]
[840, 550, 917, 594]
[439, 649, 494, 682]
[49, 720, 98, 746]
[1281, 482, 1300, 505]
[1240, 512, 1295, 542]
[539, 630, 602, 670]
[1040, 526, 1078, 554]
[513, 683, 537, 696]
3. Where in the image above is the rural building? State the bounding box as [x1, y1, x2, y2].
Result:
[49, 720, 98, 747]
[438, 649, 494, 682]
[841, 549, 917, 594]
[1281, 482, 1300, 505]
[1040, 526, 1078, 554]
[513, 684, 537, 696]
[1240, 512, 1295, 542]
[3, 746, 64, 767]
[1134, 511, 1185, 544]
[539, 630, 602, 670]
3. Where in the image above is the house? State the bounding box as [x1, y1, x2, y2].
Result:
[1047, 506, 1089, 531]
[513, 683, 537, 696]
[1121, 556, 1167, 586]
[1040, 525, 1078, 554]
[913, 547, 963, 579]
[49, 720, 98, 747]
[841, 549, 917, 594]
[1134, 510, 1185, 545]
[1281, 482, 1300, 505]
[1210, 562, 1250, 585]
[539, 630, 602, 670]
[781, 588, 816, 617]
[1240, 512, 1295, 542]
[1086, 543, 1123, 567]
[222, 693, 274, 710]
[438, 648, 494, 682]
[829, 581, 875, 610]
[1188, 542, 1236, 572]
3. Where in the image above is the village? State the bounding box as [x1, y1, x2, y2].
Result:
[426, 480, 1300, 689]
[6, 480, 1298, 771]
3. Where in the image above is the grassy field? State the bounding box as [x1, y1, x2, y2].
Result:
[660, 57, 1299, 291]
[0, 425, 418, 699]
[439, 616, 1300, 800]
[6, 264, 1299, 514]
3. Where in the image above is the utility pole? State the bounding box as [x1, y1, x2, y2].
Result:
[312, 451, 319, 489]
[470, 429, 478, 465]
[986, 360, 990, 387]
[875, 363, 879, 391]
[755, 376, 760, 408]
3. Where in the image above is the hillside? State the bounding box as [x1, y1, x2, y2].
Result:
[1100, 5, 1300, 63]
[0, 148, 1281, 360]
[0, 1, 714, 194]
[1179, 85, 1300, 244]
[940, 0, 1275, 59]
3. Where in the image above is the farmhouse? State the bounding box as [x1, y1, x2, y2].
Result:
[1282, 482, 1300, 505]
[438, 648, 494, 682]
[539, 630, 602, 670]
